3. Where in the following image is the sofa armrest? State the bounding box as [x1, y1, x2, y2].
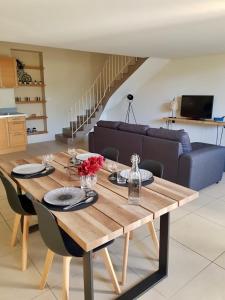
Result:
[178, 146, 225, 190]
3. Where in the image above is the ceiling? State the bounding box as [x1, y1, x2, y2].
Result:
[1, 0, 225, 58]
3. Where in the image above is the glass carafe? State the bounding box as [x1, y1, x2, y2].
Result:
[128, 154, 141, 205]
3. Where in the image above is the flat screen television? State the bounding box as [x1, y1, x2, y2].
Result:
[181, 95, 214, 119]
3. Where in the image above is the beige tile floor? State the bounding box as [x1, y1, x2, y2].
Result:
[0, 141, 225, 299]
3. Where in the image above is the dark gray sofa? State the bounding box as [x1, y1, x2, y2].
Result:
[88, 121, 225, 190]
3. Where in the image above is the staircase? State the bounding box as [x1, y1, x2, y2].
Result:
[55, 55, 147, 144]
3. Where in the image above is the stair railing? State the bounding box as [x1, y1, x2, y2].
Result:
[70, 55, 138, 137]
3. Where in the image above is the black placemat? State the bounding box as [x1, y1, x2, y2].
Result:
[108, 173, 154, 187]
[11, 166, 55, 179]
[42, 190, 98, 212]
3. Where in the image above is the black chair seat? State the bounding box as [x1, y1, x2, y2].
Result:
[60, 228, 114, 257]
[19, 195, 36, 215]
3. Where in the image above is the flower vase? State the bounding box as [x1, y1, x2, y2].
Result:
[80, 175, 97, 190]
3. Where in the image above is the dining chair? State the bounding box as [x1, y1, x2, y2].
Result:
[139, 159, 164, 178]
[0, 171, 36, 271]
[121, 159, 164, 285]
[32, 200, 121, 300]
[102, 147, 119, 162]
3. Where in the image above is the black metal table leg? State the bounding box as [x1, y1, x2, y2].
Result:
[83, 250, 94, 300]
[116, 212, 170, 300]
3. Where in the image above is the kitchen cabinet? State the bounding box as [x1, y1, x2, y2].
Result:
[0, 116, 27, 154]
[0, 119, 9, 150]
[0, 56, 18, 88]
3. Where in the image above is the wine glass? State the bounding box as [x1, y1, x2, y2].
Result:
[42, 154, 54, 168]
[107, 161, 118, 180]
[67, 139, 77, 164]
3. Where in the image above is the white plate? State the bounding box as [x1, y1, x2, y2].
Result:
[120, 169, 152, 181]
[13, 163, 45, 175]
[76, 153, 100, 161]
[44, 187, 85, 206]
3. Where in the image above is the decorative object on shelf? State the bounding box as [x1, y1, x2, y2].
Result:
[16, 59, 32, 84]
[214, 116, 225, 122]
[27, 127, 37, 134]
[78, 155, 104, 190]
[128, 153, 141, 205]
[16, 59, 25, 69]
[170, 97, 178, 118]
[21, 73, 32, 84]
[29, 113, 37, 118]
[13, 49, 47, 136]
[15, 96, 22, 102]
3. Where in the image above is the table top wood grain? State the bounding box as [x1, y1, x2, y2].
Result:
[0, 150, 199, 251]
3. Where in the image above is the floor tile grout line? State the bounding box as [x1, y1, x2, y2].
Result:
[191, 210, 225, 229]
[166, 261, 213, 300]
[169, 236, 214, 263]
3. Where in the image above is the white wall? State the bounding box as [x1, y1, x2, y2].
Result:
[103, 53, 225, 146]
[0, 42, 107, 143]
[101, 57, 169, 120]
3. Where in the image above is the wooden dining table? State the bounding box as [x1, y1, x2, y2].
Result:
[0, 150, 199, 300]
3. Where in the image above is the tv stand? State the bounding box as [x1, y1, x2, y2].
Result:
[162, 117, 225, 127]
[162, 117, 225, 145]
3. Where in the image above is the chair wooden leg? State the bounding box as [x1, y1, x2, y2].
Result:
[22, 215, 30, 271]
[62, 256, 72, 300]
[147, 221, 159, 252]
[39, 249, 55, 289]
[11, 213, 21, 247]
[121, 232, 130, 286]
[100, 248, 121, 294]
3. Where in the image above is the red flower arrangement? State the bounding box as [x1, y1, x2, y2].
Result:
[78, 155, 104, 176]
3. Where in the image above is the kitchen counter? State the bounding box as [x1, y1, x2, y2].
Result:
[0, 113, 27, 118]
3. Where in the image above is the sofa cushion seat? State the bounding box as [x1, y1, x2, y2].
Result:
[118, 122, 149, 135]
[147, 127, 192, 153]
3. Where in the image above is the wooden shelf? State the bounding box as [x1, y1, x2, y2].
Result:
[162, 117, 225, 127]
[27, 130, 48, 136]
[26, 116, 47, 121]
[12, 48, 48, 135]
[24, 65, 44, 70]
[17, 84, 45, 87]
[16, 100, 46, 104]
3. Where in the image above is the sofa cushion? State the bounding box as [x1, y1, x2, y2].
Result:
[97, 120, 121, 129]
[118, 122, 149, 135]
[147, 128, 192, 153]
